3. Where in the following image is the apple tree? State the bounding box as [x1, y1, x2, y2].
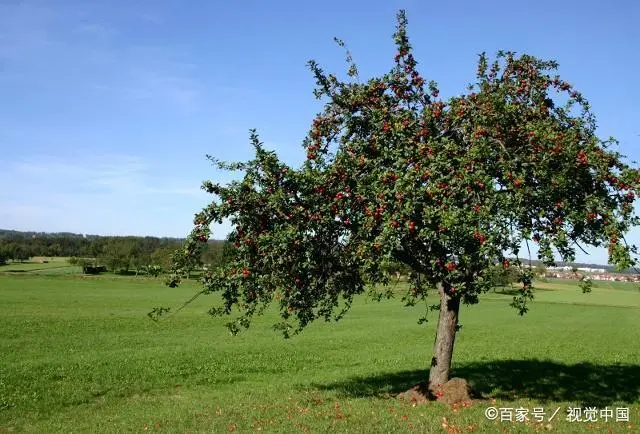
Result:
[163, 11, 640, 395]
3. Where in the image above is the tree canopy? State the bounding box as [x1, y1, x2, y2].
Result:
[166, 10, 640, 393]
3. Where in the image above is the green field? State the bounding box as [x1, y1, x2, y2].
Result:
[0, 257, 80, 275]
[0, 272, 638, 433]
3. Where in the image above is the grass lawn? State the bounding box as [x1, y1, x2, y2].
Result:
[0, 257, 80, 275]
[0, 274, 638, 433]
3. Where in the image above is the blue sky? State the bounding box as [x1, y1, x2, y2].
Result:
[1, 0, 638, 265]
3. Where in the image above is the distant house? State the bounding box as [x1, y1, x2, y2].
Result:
[547, 266, 574, 272]
[544, 271, 637, 282]
[576, 267, 606, 273]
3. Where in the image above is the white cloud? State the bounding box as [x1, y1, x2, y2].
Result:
[72, 22, 116, 38]
[5, 154, 203, 197]
[0, 155, 211, 236]
[0, 1, 205, 110]
[91, 75, 199, 108]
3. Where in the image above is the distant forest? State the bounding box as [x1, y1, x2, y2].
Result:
[0, 229, 227, 273]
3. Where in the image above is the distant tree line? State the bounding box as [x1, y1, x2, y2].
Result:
[0, 230, 228, 274]
[0, 230, 561, 284]
[0, 243, 32, 264]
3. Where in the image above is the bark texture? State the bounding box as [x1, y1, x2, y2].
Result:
[428, 284, 460, 394]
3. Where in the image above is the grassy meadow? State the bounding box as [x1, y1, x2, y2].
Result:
[0, 265, 639, 433]
[0, 257, 80, 275]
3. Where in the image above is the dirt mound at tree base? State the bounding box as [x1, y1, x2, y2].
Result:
[396, 378, 475, 405]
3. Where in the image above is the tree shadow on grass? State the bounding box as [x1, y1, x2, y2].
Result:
[491, 287, 557, 296]
[311, 360, 640, 406]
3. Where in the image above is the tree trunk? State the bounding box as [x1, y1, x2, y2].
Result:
[428, 283, 461, 394]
